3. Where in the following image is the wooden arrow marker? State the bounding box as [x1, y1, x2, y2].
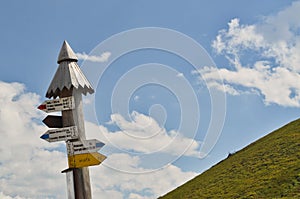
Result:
[68, 152, 107, 168]
[43, 115, 63, 128]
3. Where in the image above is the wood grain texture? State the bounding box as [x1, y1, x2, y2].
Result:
[61, 88, 92, 199]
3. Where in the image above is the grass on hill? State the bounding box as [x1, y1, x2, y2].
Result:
[159, 118, 300, 199]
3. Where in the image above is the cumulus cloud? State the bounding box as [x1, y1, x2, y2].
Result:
[0, 192, 25, 199]
[0, 81, 198, 199]
[76, 52, 111, 62]
[86, 111, 201, 158]
[196, 1, 300, 107]
[90, 153, 197, 198]
[0, 81, 67, 198]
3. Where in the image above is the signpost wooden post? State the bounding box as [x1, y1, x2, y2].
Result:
[42, 115, 63, 128]
[39, 40, 106, 199]
[38, 96, 75, 113]
[68, 152, 107, 168]
[40, 126, 78, 142]
[67, 139, 105, 155]
[60, 87, 92, 199]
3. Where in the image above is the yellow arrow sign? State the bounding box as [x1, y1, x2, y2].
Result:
[68, 152, 106, 168]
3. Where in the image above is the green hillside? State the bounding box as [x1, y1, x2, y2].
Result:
[159, 119, 300, 199]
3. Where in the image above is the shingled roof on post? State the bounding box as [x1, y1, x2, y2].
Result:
[46, 41, 94, 99]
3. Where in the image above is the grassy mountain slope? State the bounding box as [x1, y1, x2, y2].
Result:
[160, 119, 300, 198]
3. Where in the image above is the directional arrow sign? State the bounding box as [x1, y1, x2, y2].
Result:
[40, 126, 78, 142]
[67, 139, 105, 155]
[42, 115, 63, 128]
[68, 152, 106, 168]
[38, 96, 74, 113]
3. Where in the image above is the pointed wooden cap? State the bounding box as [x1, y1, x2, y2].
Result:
[57, 40, 78, 64]
[46, 41, 94, 98]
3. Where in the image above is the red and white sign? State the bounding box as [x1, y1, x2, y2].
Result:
[38, 96, 74, 113]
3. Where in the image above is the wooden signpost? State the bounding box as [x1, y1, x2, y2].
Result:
[42, 115, 63, 128]
[40, 126, 78, 142]
[38, 41, 106, 199]
[68, 152, 107, 168]
[67, 139, 105, 156]
[38, 96, 75, 113]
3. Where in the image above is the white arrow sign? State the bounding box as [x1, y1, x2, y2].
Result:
[38, 96, 75, 113]
[40, 126, 78, 142]
[67, 139, 105, 155]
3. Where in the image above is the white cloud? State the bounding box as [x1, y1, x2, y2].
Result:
[0, 81, 199, 199]
[0, 81, 67, 199]
[0, 192, 25, 199]
[90, 153, 197, 198]
[176, 73, 184, 78]
[128, 193, 150, 199]
[198, 1, 300, 107]
[86, 111, 201, 158]
[76, 51, 111, 62]
[133, 95, 140, 101]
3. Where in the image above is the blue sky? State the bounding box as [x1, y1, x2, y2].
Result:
[1, 1, 300, 198]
